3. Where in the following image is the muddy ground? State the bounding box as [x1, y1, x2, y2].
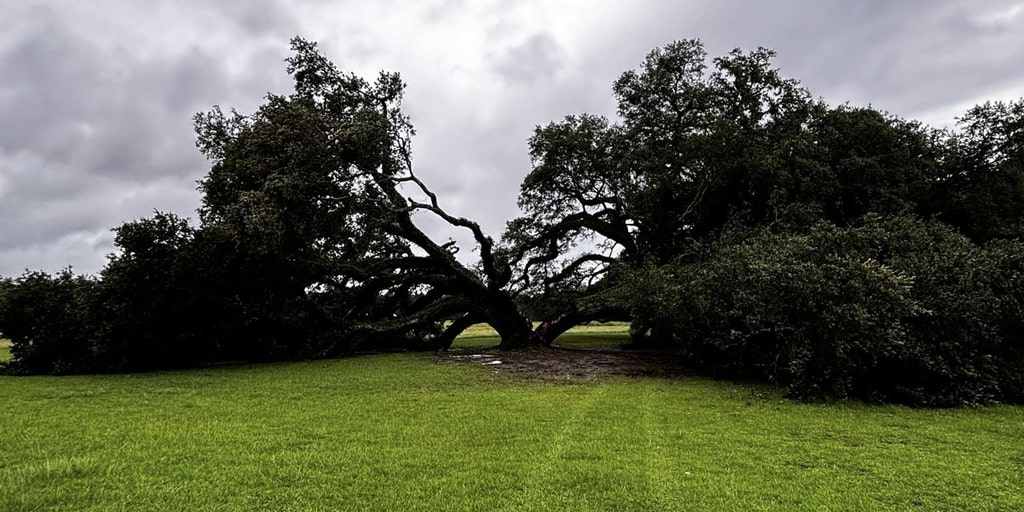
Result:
[436, 347, 691, 380]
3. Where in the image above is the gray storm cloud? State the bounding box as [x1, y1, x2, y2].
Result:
[2, 0, 1023, 276]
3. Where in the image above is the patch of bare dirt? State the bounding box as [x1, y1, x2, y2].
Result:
[436, 347, 691, 380]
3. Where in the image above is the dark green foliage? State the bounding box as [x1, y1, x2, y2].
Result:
[986, 239, 1024, 400]
[656, 221, 921, 399]
[1, 36, 541, 374]
[508, 40, 820, 344]
[0, 39, 435, 374]
[654, 216, 1022, 406]
[782, 106, 941, 224]
[1, 35, 1023, 405]
[511, 40, 1024, 404]
[513, 40, 816, 270]
[0, 270, 99, 374]
[926, 100, 1024, 242]
[195, 38, 540, 350]
[92, 212, 207, 370]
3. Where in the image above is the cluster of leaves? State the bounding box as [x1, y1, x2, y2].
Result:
[2, 36, 1023, 409]
[631, 217, 1024, 406]
[0, 270, 99, 374]
[0, 40, 444, 374]
[507, 39, 1024, 405]
[0, 211, 426, 375]
[1, 36, 565, 375]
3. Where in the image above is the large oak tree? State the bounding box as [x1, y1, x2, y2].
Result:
[195, 38, 540, 349]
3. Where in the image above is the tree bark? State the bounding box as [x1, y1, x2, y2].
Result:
[494, 318, 543, 350]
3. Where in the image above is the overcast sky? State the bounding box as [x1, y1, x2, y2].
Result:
[2, 0, 1024, 277]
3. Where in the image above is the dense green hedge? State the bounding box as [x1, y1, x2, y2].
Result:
[654, 215, 1024, 406]
[0, 214, 435, 375]
[0, 270, 100, 374]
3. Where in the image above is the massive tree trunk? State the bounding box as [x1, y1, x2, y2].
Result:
[486, 291, 544, 350]
[493, 316, 541, 349]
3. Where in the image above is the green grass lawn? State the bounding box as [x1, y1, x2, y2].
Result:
[1, 328, 1022, 511]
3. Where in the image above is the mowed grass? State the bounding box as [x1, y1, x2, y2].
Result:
[1, 328, 1023, 511]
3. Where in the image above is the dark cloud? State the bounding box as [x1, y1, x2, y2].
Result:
[210, 0, 299, 37]
[778, 1, 1024, 115]
[2, 0, 1024, 276]
[0, 10, 225, 183]
[492, 32, 565, 84]
[606, 0, 1024, 118]
[0, 1, 295, 275]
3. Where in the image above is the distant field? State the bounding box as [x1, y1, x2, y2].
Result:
[0, 322, 630, 362]
[454, 321, 631, 349]
[1, 326, 1022, 511]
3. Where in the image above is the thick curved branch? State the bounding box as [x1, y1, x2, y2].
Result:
[511, 208, 635, 263]
[547, 253, 618, 287]
[436, 313, 487, 350]
[351, 295, 482, 339]
[407, 196, 505, 287]
[506, 209, 635, 294]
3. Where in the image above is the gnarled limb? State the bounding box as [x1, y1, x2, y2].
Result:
[436, 313, 486, 351]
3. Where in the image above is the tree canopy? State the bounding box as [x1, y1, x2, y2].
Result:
[2, 37, 1023, 405]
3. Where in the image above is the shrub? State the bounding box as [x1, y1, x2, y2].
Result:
[986, 239, 1024, 401]
[0, 269, 100, 375]
[671, 223, 920, 401]
[662, 215, 1019, 405]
